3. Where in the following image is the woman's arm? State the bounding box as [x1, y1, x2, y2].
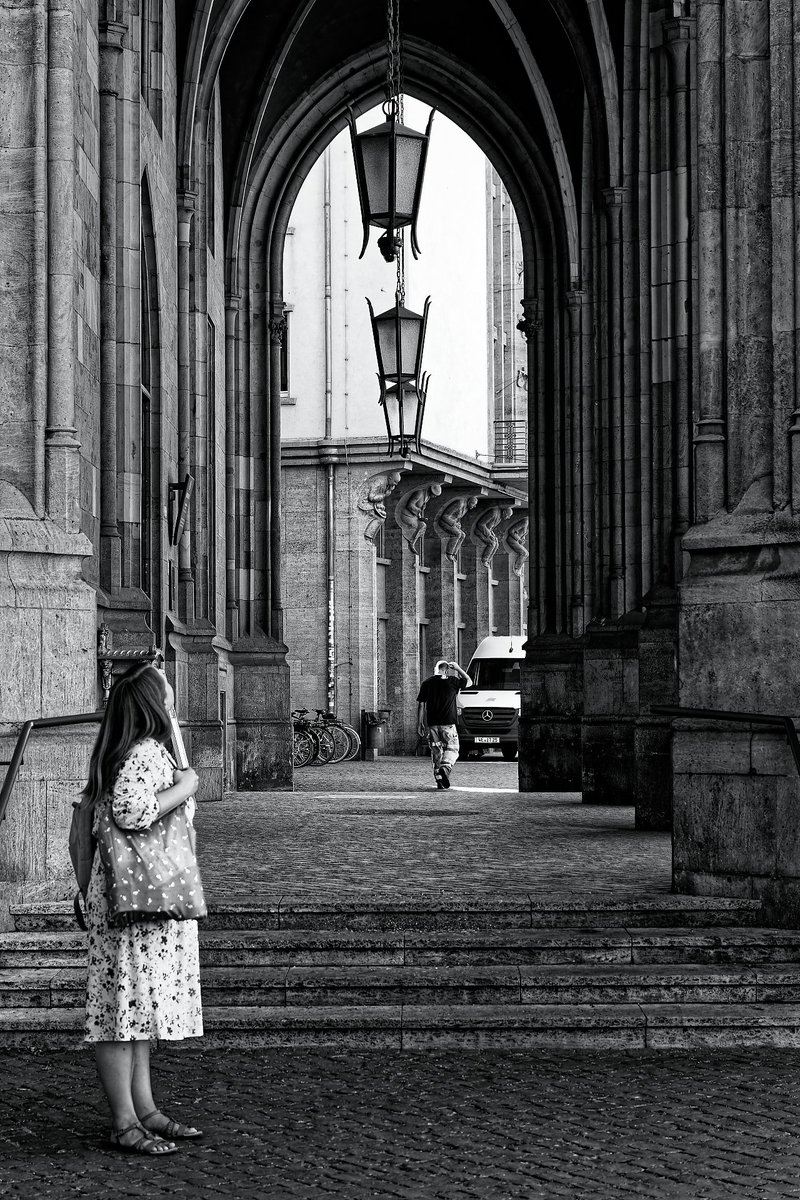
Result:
[112, 742, 198, 829]
[156, 768, 199, 817]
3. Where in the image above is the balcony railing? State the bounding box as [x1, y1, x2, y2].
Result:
[494, 419, 527, 464]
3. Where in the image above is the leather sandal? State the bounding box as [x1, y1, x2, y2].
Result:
[139, 1109, 204, 1140]
[110, 1121, 178, 1155]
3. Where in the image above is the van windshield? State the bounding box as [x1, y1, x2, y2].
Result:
[466, 658, 521, 690]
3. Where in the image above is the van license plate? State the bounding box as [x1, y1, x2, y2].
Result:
[475, 736, 500, 744]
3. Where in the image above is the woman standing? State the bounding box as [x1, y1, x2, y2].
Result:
[82, 663, 204, 1155]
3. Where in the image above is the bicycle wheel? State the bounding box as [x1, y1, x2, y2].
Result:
[311, 725, 336, 764]
[293, 727, 315, 768]
[326, 723, 351, 764]
[339, 723, 361, 761]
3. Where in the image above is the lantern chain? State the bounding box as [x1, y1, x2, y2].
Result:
[396, 0, 404, 120]
[386, 0, 397, 106]
[396, 239, 405, 306]
[385, 0, 404, 118]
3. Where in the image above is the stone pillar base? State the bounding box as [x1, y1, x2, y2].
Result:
[582, 626, 639, 806]
[634, 594, 678, 830]
[634, 719, 673, 829]
[673, 724, 800, 925]
[0, 726, 96, 884]
[519, 635, 583, 792]
[674, 521, 800, 922]
[230, 636, 293, 790]
[166, 620, 232, 801]
[0, 512, 97, 901]
[581, 715, 636, 805]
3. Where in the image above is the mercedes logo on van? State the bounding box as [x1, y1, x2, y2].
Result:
[481, 710, 493, 722]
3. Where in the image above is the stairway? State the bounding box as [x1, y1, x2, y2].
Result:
[4, 894, 800, 1049]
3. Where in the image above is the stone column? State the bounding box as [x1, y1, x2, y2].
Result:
[98, 16, 125, 590]
[693, 2, 727, 520]
[268, 300, 286, 642]
[602, 187, 626, 618]
[664, 17, 693, 560]
[45, 0, 80, 532]
[518, 296, 544, 636]
[176, 191, 196, 620]
[672, 1, 800, 920]
[224, 294, 241, 643]
[725, 1, 772, 513]
[566, 290, 587, 635]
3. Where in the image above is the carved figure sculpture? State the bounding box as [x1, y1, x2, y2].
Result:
[473, 505, 514, 567]
[436, 495, 479, 562]
[396, 483, 442, 556]
[504, 517, 529, 577]
[356, 470, 403, 543]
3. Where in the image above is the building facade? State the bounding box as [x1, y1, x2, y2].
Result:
[279, 115, 528, 749]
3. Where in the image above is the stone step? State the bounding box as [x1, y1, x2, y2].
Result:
[9, 894, 764, 933]
[8, 962, 800, 1011]
[4, 926, 800, 970]
[4, 1002, 800, 1051]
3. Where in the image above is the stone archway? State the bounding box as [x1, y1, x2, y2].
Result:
[170, 0, 620, 791]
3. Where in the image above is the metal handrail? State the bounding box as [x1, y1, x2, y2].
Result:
[0, 712, 104, 827]
[651, 705, 800, 779]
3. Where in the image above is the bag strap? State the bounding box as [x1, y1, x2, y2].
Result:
[73, 892, 88, 932]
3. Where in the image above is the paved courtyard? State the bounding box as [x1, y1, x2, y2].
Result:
[1, 1046, 800, 1198]
[194, 756, 673, 898]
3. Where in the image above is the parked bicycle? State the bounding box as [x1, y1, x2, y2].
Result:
[312, 709, 361, 763]
[292, 709, 334, 767]
[291, 708, 361, 767]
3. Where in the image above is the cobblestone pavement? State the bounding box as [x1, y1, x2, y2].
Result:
[194, 757, 672, 898]
[1, 1046, 799, 1198]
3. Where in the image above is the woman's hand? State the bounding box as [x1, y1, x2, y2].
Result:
[173, 767, 199, 798]
[156, 767, 200, 817]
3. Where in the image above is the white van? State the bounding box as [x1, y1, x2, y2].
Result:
[456, 636, 525, 760]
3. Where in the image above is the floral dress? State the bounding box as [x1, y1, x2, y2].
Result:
[84, 738, 203, 1043]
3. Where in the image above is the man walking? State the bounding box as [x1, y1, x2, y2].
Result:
[416, 658, 473, 789]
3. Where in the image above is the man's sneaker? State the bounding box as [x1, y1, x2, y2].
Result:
[439, 769, 451, 789]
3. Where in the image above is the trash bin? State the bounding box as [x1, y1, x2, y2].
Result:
[363, 711, 385, 751]
[361, 709, 391, 758]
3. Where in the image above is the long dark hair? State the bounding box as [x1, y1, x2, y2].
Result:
[82, 664, 171, 806]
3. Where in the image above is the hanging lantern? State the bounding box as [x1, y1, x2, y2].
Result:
[349, 102, 435, 263]
[348, 0, 434, 263]
[367, 295, 431, 457]
[378, 375, 430, 459]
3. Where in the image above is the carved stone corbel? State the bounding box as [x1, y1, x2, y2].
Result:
[394, 482, 443, 556]
[433, 494, 480, 562]
[471, 504, 515, 567]
[356, 470, 404, 544]
[503, 516, 530, 577]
